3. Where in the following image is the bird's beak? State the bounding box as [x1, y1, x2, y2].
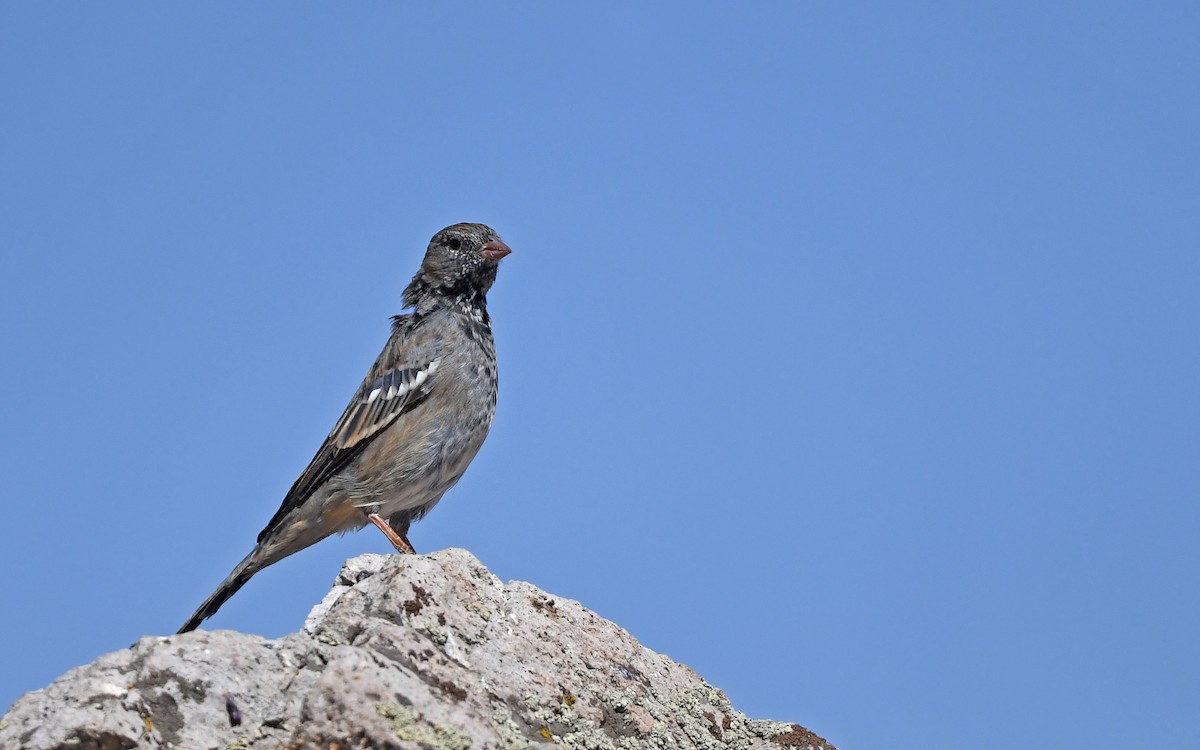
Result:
[481, 240, 512, 261]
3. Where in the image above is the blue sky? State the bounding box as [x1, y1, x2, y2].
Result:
[2, 4, 1197, 748]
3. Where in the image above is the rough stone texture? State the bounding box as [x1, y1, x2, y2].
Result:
[1, 549, 834, 750]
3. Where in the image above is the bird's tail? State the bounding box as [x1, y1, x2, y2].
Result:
[177, 549, 264, 634]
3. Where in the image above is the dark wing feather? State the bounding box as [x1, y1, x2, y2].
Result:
[257, 316, 442, 543]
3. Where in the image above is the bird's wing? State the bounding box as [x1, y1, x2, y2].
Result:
[256, 315, 442, 543]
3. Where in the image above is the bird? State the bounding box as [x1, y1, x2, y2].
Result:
[178, 222, 511, 633]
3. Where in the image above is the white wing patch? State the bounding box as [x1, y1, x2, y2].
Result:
[369, 360, 438, 404]
[332, 359, 441, 450]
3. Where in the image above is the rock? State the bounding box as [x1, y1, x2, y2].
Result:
[1, 549, 834, 750]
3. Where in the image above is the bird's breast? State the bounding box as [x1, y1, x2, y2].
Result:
[348, 313, 498, 516]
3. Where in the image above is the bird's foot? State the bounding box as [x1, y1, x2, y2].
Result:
[367, 513, 417, 554]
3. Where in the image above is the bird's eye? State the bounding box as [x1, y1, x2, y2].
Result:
[446, 237, 462, 251]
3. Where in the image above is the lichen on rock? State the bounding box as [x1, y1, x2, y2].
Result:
[1, 549, 834, 750]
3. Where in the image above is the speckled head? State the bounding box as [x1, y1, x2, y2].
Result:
[403, 223, 510, 309]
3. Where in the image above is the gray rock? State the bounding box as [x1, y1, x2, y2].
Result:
[1, 549, 834, 750]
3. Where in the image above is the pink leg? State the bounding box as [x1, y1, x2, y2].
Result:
[367, 513, 416, 554]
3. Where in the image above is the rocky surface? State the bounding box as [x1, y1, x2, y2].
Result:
[1, 549, 834, 750]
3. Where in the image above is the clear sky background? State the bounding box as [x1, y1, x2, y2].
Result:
[2, 4, 1197, 748]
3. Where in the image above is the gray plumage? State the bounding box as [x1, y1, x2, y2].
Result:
[179, 223, 510, 633]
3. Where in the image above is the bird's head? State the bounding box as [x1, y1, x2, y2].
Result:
[404, 223, 511, 309]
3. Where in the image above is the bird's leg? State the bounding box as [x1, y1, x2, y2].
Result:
[367, 512, 417, 554]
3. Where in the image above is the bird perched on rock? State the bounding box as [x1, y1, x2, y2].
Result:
[178, 223, 511, 633]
